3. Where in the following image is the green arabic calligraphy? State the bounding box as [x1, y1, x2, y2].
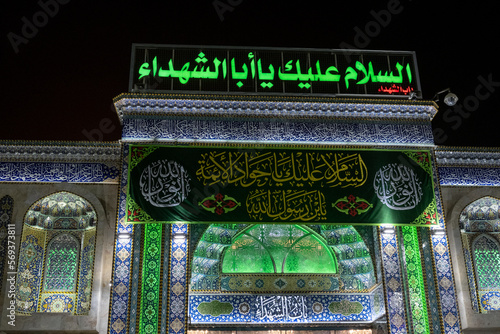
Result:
[137, 52, 413, 90]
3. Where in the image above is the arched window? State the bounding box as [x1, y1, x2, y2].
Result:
[471, 234, 500, 291]
[460, 196, 500, 313]
[222, 224, 337, 274]
[190, 223, 375, 292]
[15, 191, 97, 315]
[43, 233, 80, 292]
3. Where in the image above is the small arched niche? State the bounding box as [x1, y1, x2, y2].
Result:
[15, 191, 97, 315]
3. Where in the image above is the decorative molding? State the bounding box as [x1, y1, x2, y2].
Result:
[114, 95, 438, 123]
[435, 147, 500, 167]
[0, 142, 121, 184]
[0, 141, 121, 163]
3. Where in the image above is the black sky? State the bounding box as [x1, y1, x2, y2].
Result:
[2, 0, 500, 147]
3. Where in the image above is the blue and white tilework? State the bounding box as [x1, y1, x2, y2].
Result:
[380, 231, 408, 334]
[189, 291, 377, 324]
[122, 118, 434, 145]
[0, 162, 119, 183]
[431, 160, 462, 334]
[168, 223, 189, 334]
[109, 144, 134, 334]
[420, 227, 445, 332]
[438, 167, 500, 187]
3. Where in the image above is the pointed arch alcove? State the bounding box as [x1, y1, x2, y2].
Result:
[15, 191, 97, 315]
[459, 196, 500, 313]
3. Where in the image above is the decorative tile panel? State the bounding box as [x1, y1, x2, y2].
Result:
[168, 223, 188, 334]
[189, 289, 382, 324]
[109, 144, 134, 334]
[400, 226, 429, 334]
[380, 230, 408, 334]
[430, 159, 462, 333]
[0, 162, 119, 183]
[138, 224, 163, 334]
[438, 167, 500, 186]
[122, 118, 434, 145]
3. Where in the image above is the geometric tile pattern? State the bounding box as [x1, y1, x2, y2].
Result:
[168, 223, 188, 334]
[108, 144, 134, 334]
[128, 224, 141, 334]
[400, 226, 429, 334]
[189, 292, 377, 323]
[420, 227, 444, 333]
[430, 187, 462, 332]
[380, 230, 408, 334]
[160, 225, 171, 334]
[138, 223, 163, 334]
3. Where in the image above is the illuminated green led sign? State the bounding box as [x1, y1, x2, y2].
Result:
[129, 44, 420, 97]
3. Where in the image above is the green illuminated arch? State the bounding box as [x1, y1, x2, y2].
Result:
[190, 223, 375, 291]
[222, 224, 337, 274]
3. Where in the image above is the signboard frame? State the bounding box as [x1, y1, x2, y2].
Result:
[128, 44, 422, 99]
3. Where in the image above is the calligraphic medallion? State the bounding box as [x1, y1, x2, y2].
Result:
[139, 160, 190, 208]
[374, 164, 423, 211]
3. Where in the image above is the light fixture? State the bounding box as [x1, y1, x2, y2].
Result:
[431, 228, 446, 235]
[381, 225, 395, 234]
[118, 231, 132, 240]
[173, 232, 186, 241]
[433, 88, 458, 106]
[408, 90, 422, 100]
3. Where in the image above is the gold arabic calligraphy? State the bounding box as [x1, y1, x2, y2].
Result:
[247, 189, 327, 221]
[196, 151, 368, 188]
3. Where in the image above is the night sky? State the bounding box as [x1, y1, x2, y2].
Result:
[2, 0, 499, 147]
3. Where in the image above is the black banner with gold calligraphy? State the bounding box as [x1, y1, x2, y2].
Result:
[126, 145, 438, 226]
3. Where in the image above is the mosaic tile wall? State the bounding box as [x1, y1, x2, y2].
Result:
[380, 230, 408, 334]
[461, 233, 500, 313]
[430, 159, 462, 334]
[167, 223, 189, 334]
[0, 162, 119, 183]
[188, 288, 383, 324]
[438, 167, 500, 186]
[14, 193, 98, 316]
[122, 118, 434, 145]
[400, 226, 430, 334]
[109, 144, 134, 334]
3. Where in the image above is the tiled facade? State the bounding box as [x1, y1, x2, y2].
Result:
[0, 93, 499, 334]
